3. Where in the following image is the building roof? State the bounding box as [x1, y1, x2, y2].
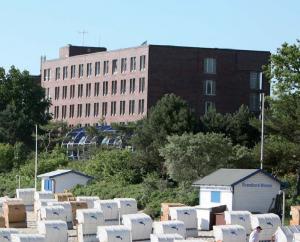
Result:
[37, 169, 93, 180]
[192, 168, 281, 187]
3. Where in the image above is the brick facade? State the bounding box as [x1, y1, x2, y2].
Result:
[41, 44, 270, 126]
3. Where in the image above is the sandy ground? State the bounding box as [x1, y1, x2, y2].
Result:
[15, 211, 215, 242]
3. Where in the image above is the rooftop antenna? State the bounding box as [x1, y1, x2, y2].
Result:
[78, 30, 88, 46]
[98, 34, 101, 47]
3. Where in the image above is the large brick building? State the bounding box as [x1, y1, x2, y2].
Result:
[41, 44, 270, 126]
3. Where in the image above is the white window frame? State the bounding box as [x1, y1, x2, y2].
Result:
[204, 58, 216, 74]
[205, 80, 216, 96]
[205, 101, 215, 113]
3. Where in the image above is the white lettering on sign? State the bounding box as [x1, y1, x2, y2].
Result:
[242, 182, 272, 188]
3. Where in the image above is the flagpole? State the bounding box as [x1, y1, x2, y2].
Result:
[35, 125, 38, 190]
[260, 93, 265, 169]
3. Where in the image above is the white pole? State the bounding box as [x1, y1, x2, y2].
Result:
[282, 190, 286, 225]
[260, 93, 265, 170]
[260, 71, 265, 170]
[35, 125, 38, 190]
[18, 175, 20, 189]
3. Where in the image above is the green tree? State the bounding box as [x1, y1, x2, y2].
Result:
[253, 135, 300, 176]
[265, 40, 300, 96]
[159, 132, 234, 183]
[200, 105, 260, 147]
[39, 121, 70, 152]
[131, 94, 197, 174]
[0, 143, 15, 171]
[262, 40, 300, 196]
[0, 66, 51, 146]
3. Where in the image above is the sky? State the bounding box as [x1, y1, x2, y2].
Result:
[0, 0, 299, 74]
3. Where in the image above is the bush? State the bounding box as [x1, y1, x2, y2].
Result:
[38, 145, 68, 174]
[72, 171, 198, 218]
[0, 143, 15, 171]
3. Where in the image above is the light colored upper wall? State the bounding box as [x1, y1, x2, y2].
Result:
[199, 186, 233, 210]
[233, 172, 280, 213]
[40, 172, 91, 193]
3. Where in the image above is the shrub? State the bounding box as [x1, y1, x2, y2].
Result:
[0, 143, 15, 171]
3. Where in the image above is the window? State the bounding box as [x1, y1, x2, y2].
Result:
[103, 81, 108, 96]
[85, 103, 91, 117]
[44, 179, 52, 191]
[112, 59, 118, 74]
[62, 86, 67, 99]
[102, 102, 108, 116]
[86, 83, 91, 97]
[249, 93, 260, 112]
[103, 61, 109, 75]
[55, 67, 60, 80]
[121, 58, 127, 73]
[140, 55, 146, 71]
[211, 191, 221, 203]
[43, 68, 51, 81]
[70, 85, 75, 99]
[130, 57, 136, 72]
[71, 65, 76, 78]
[139, 77, 145, 93]
[111, 80, 117, 95]
[94, 103, 99, 117]
[95, 61, 100, 76]
[111, 101, 116, 116]
[62, 105, 67, 119]
[205, 101, 215, 113]
[45, 88, 50, 98]
[87, 63, 92, 77]
[204, 58, 216, 74]
[130, 78, 135, 93]
[69, 104, 75, 118]
[78, 84, 83, 98]
[205, 80, 216, 95]
[138, 99, 145, 114]
[63, 66, 68, 79]
[54, 106, 59, 119]
[250, 71, 261, 90]
[94, 82, 100, 96]
[120, 79, 126, 94]
[79, 64, 84, 77]
[129, 100, 135, 115]
[120, 101, 126, 115]
[77, 104, 82, 117]
[55, 87, 60, 100]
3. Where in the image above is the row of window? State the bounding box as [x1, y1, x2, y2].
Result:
[48, 78, 146, 100]
[204, 71, 262, 96]
[44, 55, 146, 81]
[204, 92, 261, 114]
[53, 99, 145, 119]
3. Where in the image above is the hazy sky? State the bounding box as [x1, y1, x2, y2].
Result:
[0, 0, 299, 74]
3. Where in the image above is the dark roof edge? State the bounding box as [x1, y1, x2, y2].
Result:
[149, 44, 271, 54]
[192, 169, 283, 187]
[50, 170, 94, 180]
[231, 169, 283, 187]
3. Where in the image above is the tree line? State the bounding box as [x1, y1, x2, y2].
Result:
[0, 40, 299, 214]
